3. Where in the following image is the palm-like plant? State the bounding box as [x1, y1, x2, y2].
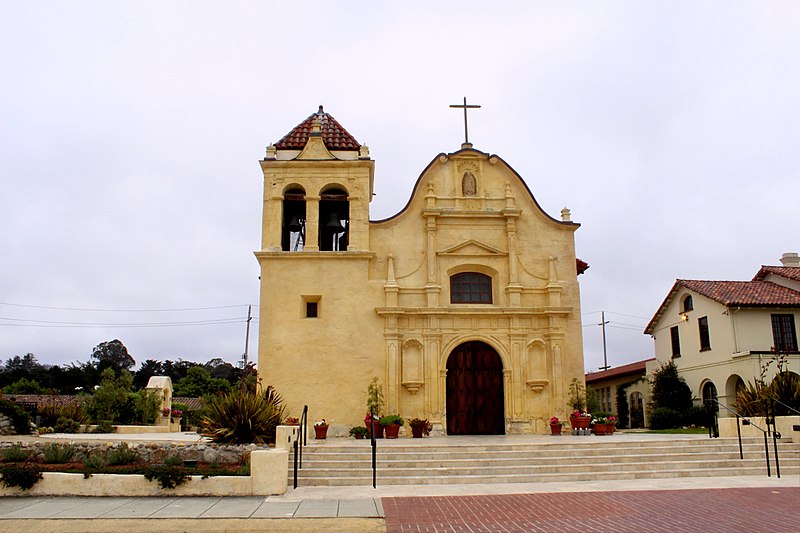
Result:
[201, 384, 285, 444]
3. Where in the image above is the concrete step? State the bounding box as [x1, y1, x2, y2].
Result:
[288, 437, 800, 487]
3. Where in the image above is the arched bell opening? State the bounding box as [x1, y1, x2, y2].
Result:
[319, 187, 349, 251]
[281, 187, 306, 251]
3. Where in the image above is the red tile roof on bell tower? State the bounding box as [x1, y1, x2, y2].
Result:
[274, 105, 361, 151]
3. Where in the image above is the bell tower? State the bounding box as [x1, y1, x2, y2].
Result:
[259, 105, 374, 253]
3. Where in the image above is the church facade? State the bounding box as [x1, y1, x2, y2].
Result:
[256, 106, 587, 435]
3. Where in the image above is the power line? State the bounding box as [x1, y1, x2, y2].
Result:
[0, 319, 246, 329]
[0, 302, 258, 313]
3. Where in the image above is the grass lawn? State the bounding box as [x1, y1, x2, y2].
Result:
[638, 427, 709, 434]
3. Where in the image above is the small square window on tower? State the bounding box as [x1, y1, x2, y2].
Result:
[302, 296, 321, 318]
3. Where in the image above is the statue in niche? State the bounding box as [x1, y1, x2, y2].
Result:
[462, 171, 477, 196]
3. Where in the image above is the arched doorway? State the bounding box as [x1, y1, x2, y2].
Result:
[446, 341, 505, 435]
[629, 391, 644, 428]
[702, 381, 718, 411]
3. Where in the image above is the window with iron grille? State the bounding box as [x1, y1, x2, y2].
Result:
[450, 272, 492, 304]
[771, 314, 798, 352]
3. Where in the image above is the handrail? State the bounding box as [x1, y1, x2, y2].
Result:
[369, 414, 377, 488]
[709, 399, 780, 478]
[292, 405, 308, 489]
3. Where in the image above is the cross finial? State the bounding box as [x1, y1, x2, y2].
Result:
[449, 97, 481, 148]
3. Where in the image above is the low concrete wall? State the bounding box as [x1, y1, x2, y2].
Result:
[718, 415, 799, 441]
[0, 449, 288, 497]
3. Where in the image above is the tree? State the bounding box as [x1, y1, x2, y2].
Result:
[85, 368, 133, 423]
[133, 359, 164, 390]
[648, 361, 693, 428]
[173, 366, 231, 397]
[2, 377, 48, 395]
[91, 340, 135, 374]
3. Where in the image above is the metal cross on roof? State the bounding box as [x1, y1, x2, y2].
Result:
[449, 97, 481, 146]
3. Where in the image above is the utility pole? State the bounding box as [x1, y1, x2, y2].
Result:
[242, 304, 252, 368]
[599, 310, 610, 370]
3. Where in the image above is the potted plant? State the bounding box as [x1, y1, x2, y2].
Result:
[284, 416, 300, 426]
[365, 377, 385, 438]
[349, 426, 368, 439]
[408, 418, 432, 438]
[569, 410, 592, 431]
[161, 407, 171, 418]
[549, 416, 563, 435]
[313, 419, 328, 439]
[592, 415, 616, 436]
[379, 415, 404, 438]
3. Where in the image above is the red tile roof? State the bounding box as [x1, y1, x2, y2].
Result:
[274, 105, 361, 151]
[752, 266, 800, 282]
[645, 277, 800, 334]
[576, 258, 589, 275]
[585, 358, 654, 383]
[677, 279, 800, 307]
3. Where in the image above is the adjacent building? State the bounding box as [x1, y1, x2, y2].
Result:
[585, 358, 654, 428]
[644, 253, 800, 411]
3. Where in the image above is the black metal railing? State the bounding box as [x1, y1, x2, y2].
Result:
[369, 415, 377, 489]
[709, 399, 780, 478]
[292, 405, 308, 489]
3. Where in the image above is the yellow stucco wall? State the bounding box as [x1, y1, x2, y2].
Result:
[256, 137, 586, 435]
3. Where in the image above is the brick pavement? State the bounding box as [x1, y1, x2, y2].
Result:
[382, 487, 800, 533]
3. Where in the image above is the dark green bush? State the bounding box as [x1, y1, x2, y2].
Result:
[83, 454, 105, 478]
[687, 404, 713, 427]
[0, 399, 31, 435]
[106, 442, 139, 466]
[143, 465, 191, 489]
[43, 443, 76, 464]
[0, 463, 43, 490]
[201, 385, 285, 444]
[54, 416, 81, 433]
[91, 420, 116, 434]
[648, 407, 682, 429]
[2, 444, 31, 462]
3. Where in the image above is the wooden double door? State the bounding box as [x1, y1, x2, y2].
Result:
[446, 341, 505, 435]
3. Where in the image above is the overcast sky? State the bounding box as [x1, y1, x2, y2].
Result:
[2, 2, 798, 373]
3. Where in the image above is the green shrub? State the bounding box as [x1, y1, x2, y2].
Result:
[91, 420, 116, 434]
[0, 463, 43, 490]
[143, 465, 191, 489]
[85, 368, 132, 423]
[201, 385, 285, 444]
[648, 407, 683, 430]
[39, 401, 88, 427]
[83, 454, 105, 478]
[349, 426, 369, 437]
[43, 443, 76, 464]
[133, 389, 161, 424]
[379, 414, 404, 426]
[106, 442, 139, 466]
[687, 404, 713, 427]
[164, 455, 183, 468]
[54, 416, 81, 433]
[2, 444, 31, 462]
[0, 399, 31, 435]
[2, 377, 47, 394]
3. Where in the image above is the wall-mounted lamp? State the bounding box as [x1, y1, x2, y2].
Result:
[680, 313, 688, 322]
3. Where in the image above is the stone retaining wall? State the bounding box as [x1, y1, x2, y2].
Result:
[0, 440, 268, 465]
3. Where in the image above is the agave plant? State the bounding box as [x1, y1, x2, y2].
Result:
[201, 385, 285, 444]
[735, 371, 800, 417]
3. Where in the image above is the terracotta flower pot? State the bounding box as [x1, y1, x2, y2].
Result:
[314, 425, 328, 439]
[384, 423, 401, 439]
[570, 416, 590, 430]
[411, 425, 424, 438]
[593, 423, 609, 436]
[365, 418, 384, 439]
[550, 423, 563, 435]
